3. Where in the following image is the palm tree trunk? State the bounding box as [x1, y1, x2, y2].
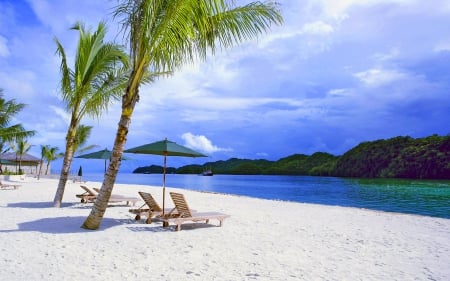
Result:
[82, 91, 139, 230]
[19, 156, 22, 174]
[37, 160, 43, 180]
[53, 127, 77, 207]
[46, 162, 50, 175]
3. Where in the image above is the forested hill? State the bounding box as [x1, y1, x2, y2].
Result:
[133, 135, 450, 180]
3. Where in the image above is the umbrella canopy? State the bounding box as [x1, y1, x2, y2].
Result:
[124, 138, 207, 214]
[75, 148, 130, 173]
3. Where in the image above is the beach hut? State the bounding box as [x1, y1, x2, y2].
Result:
[0, 152, 40, 175]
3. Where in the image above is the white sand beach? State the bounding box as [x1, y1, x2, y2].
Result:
[0, 177, 449, 280]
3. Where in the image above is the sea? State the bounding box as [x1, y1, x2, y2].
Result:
[81, 173, 450, 219]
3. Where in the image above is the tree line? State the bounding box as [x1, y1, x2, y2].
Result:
[134, 135, 450, 180]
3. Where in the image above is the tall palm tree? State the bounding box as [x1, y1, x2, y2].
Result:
[82, 0, 283, 229]
[52, 22, 129, 207]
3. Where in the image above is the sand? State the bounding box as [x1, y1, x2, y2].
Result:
[0, 177, 449, 280]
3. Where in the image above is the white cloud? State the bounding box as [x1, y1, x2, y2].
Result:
[0, 70, 36, 98]
[321, 0, 416, 19]
[327, 88, 352, 97]
[301, 21, 334, 35]
[434, 42, 450, 52]
[181, 133, 232, 154]
[354, 68, 407, 87]
[50, 105, 70, 125]
[256, 152, 269, 158]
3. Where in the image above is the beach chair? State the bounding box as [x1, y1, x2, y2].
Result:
[159, 192, 230, 231]
[76, 185, 139, 206]
[129, 191, 177, 224]
[0, 180, 21, 190]
[76, 185, 97, 203]
[92, 187, 139, 206]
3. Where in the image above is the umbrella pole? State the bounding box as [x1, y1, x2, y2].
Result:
[162, 154, 167, 215]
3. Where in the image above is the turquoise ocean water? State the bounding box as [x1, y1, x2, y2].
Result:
[82, 173, 450, 219]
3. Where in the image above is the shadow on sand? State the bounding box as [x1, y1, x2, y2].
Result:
[126, 221, 218, 233]
[7, 201, 76, 208]
[0, 216, 133, 234]
[7, 201, 130, 209]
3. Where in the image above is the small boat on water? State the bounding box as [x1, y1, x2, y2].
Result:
[202, 168, 213, 176]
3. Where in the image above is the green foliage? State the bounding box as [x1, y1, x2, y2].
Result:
[381, 135, 450, 179]
[333, 135, 450, 179]
[132, 135, 450, 179]
[0, 90, 35, 144]
[133, 165, 176, 174]
[334, 136, 412, 177]
[176, 165, 203, 174]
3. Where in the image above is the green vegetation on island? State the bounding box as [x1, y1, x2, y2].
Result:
[133, 135, 450, 180]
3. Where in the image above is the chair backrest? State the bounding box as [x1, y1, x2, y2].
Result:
[93, 188, 103, 194]
[138, 191, 162, 212]
[169, 192, 192, 218]
[80, 185, 97, 196]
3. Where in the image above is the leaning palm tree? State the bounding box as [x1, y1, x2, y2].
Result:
[52, 22, 129, 207]
[82, 0, 283, 229]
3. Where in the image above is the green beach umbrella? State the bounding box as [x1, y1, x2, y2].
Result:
[76, 148, 130, 173]
[124, 138, 207, 214]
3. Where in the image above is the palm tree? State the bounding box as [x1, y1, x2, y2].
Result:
[82, 0, 283, 229]
[9, 139, 31, 174]
[44, 146, 64, 175]
[16, 139, 31, 174]
[38, 145, 50, 179]
[52, 22, 129, 207]
[0, 90, 35, 149]
[73, 125, 99, 156]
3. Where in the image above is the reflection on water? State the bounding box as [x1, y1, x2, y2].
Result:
[83, 173, 450, 219]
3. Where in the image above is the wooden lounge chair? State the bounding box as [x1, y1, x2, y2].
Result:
[92, 187, 139, 206]
[76, 185, 97, 203]
[0, 180, 21, 190]
[159, 192, 230, 231]
[129, 191, 177, 224]
[76, 185, 139, 206]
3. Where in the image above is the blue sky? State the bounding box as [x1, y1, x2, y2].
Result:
[1, 0, 449, 173]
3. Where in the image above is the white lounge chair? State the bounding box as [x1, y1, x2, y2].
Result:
[0, 180, 21, 190]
